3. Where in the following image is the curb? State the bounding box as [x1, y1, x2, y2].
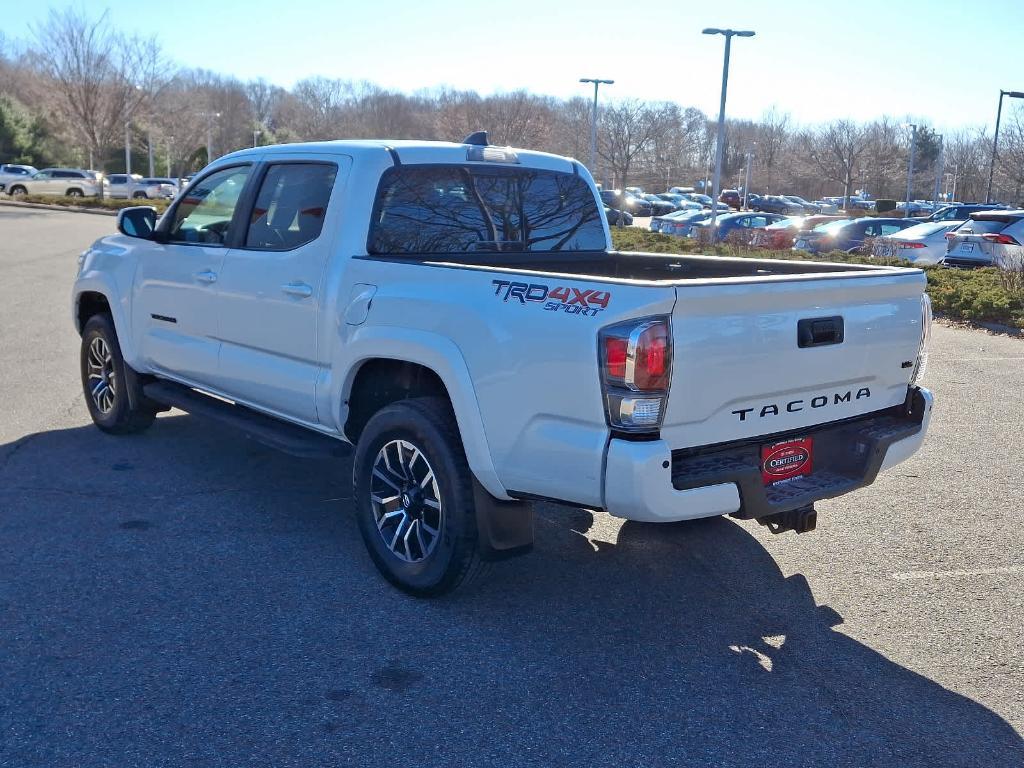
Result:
[0, 198, 117, 217]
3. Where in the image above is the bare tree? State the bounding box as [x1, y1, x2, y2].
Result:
[801, 120, 871, 209]
[31, 8, 170, 168]
[755, 107, 790, 192]
[598, 99, 675, 190]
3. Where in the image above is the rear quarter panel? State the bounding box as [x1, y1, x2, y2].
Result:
[334, 257, 676, 506]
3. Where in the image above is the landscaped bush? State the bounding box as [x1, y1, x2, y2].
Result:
[610, 228, 1024, 328]
[8, 194, 170, 214]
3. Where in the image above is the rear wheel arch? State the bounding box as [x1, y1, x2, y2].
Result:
[344, 358, 451, 444]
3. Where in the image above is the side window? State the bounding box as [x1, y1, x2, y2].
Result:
[880, 224, 905, 236]
[245, 163, 337, 250]
[861, 223, 879, 238]
[168, 166, 251, 245]
[35, 171, 52, 180]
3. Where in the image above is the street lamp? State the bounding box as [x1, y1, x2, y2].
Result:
[904, 123, 917, 217]
[578, 78, 614, 178]
[932, 134, 944, 204]
[742, 143, 756, 210]
[703, 28, 755, 241]
[199, 111, 222, 165]
[985, 89, 1024, 203]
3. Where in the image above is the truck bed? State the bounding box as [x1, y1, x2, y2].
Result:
[417, 250, 904, 284]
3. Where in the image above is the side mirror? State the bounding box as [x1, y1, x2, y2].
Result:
[117, 206, 157, 239]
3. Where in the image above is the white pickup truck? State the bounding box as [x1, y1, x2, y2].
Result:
[72, 134, 934, 595]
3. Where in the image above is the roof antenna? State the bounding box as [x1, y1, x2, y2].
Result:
[463, 131, 489, 146]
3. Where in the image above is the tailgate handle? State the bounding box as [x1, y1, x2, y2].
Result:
[798, 316, 844, 348]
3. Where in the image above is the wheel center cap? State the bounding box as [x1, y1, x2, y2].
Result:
[401, 492, 412, 508]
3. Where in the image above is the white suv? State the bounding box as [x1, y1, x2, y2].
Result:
[0, 164, 38, 192]
[105, 173, 176, 200]
[6, 168, 101, 198]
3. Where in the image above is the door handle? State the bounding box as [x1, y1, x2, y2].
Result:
[194, 270, 218, 284]
[281, 281, 313, 298]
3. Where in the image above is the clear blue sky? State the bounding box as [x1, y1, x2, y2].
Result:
[6, 0, 1022, 132]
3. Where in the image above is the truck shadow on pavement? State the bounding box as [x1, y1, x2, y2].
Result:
[2, 413, 1021, 767]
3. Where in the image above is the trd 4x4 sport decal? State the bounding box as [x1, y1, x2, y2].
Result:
[491, 280, 611, 317]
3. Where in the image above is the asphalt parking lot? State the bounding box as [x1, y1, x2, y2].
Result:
[1, 205, 1022, 766]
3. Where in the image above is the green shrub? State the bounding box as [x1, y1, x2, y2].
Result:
[10, 194, 170, 214]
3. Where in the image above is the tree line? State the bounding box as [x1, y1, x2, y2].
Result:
[2, 8, 1022, 205]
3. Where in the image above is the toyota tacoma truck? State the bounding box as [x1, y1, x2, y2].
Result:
[72, 134, 934, 595]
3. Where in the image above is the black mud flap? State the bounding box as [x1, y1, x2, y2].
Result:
[472, 479, 534, 561]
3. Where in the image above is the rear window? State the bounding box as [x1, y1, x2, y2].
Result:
[368, 165, 606, 255]
[960, 218, 1015, 235]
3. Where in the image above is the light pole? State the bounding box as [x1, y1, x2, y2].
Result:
[578, 78, 614, 178]
[703, 28, 755, 241]
[253, 128, 261, 148]
[985, 89, 1024, 203]
[904, 123, 917, 217]
[933, 134, 944, 204]
[199, 111, 222, 165]
[742, 144, 755, 210]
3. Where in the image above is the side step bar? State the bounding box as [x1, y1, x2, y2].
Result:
[142, 380, 350, 460]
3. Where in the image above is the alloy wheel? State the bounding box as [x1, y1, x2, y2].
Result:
[86, 336, 116, 414]
[370, 439, 443, 563]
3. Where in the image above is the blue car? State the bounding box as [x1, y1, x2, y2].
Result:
[689, 212, 786, 241]
[793, 217, 917, 254]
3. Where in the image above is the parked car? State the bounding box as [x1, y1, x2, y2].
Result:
[812, 200, 840, 214]
[639, 194, 676, 216]
[753, 195, 804, 216]
[141, 177, 181, 195]
[650, 207, 708, 233]
[749, 215, 848, 249]
[943, 210, 1024, 268]
[871, 221, 964, 265]
[783, 195, 820, 215]
[73, 136, 933, 594]
[661, 209, 713, 236]
[624, 186, 645, 197]
[105, 174, 177, 200]
[689, 212, 786, 242]
[600, 189, 653, 217]
[924, 203, 1005, 223]
[896, 201, 935, 217]
[0, 163, 38, 190]
[719, 189, 741, 209]
[682, 192, 714, 207]
[668, 186, 695, 195]
[793, 217, 917, 255]
[656, 193, 702, 212]
[4, 167, 101, 198]
[604, 206, 634, 226]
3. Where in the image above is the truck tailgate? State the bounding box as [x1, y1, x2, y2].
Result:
[660, 270, 927, 449]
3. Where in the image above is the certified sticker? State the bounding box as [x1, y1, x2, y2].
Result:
[761, 437, 813, 485]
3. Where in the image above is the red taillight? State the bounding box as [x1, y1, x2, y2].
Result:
[604, 337, 627, 380]
[944, 232, 957, 239]
[599, 317, 673, 433]
[901, 242, 926, 249]
[982, 233, 1021, 245]
[634, 322, 670, 390]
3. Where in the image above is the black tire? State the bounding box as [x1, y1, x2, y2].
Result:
[9, 185, 26, 197]
[80, 314, 156, 434]
[353, 397, 484, 596]
[132, 191, 148, 199]
[66, 188, 83, 198]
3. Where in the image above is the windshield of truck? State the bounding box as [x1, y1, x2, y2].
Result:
[368, 165, 606, 254]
